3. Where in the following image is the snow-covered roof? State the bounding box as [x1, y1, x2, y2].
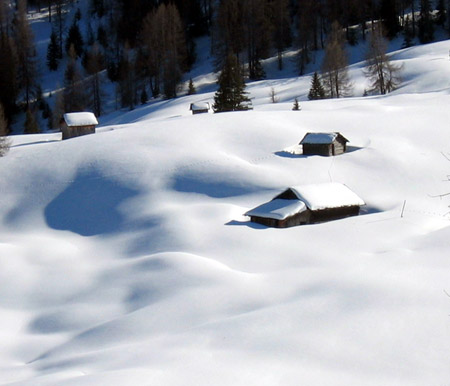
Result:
[64, 112, 98, 127]
[286, 182, 365, 211]
[190, 102, 210, 111]
[245, 199, 307, 220]
[300, 132, 348, 145]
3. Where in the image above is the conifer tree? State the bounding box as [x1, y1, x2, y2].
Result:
[308, 71, 325, 100]
[23, 108, 40, 134]
[85, 42, 104, 117]
[47, 30, 60, 70]
[380, 0, 400, 39]
[117, 42, 136, 110]
[270, 0, 291, 71]
[292, 98, 300, 110]
[187, 78, 196, 95]
[402, 15, 415, 48]
[243, 0, 271, 80]
[140, 87, 148, 104]
[65, 21, 84, 57]
[364, 27, 402, 95]
[141, 3, 186, 99]
[321, 22, 352, 98]
[13, 0, 39, 109]
[213, 53, 250, 112]
[0, 36, 19, 127]
[52, 89, 65, 129]
[64, 45, 86, 112]
[436, 0, 447, 26]
[418, 0, 434, 43]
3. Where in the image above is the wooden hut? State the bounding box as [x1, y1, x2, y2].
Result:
[190, 102, 210, 115]
[61, 112, 98, 140]
[300, 132, 348, 156]
[245, 182, 364, 228]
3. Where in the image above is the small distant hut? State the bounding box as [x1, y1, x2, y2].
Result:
[190, 102, 210, 115]
[61, 112, 98, 140]
[300, 132, 348, 156]
[245, 182, 365, 228]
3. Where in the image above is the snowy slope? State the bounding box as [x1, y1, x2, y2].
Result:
[2, 36, 450, 385]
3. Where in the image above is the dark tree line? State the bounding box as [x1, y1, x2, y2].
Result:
[1, 0, 447, 134]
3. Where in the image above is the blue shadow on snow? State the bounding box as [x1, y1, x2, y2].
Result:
[45, 169, 141, 236]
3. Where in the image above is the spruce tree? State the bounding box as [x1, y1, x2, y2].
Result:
[213, 53, 250, 112]
[292, 98, 300, 110]
[47, 30, 60, 71]
[308, 71, 325, 100]
[187, 78, 196, 95]
[65, 21, 84, 57]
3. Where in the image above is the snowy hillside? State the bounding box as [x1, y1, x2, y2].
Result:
[2, 38, 450, 385]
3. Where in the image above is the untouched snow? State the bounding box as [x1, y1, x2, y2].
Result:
[288, 183, 365, 211]
[2, 28, 450, 386]
[63, 113, 99, 127]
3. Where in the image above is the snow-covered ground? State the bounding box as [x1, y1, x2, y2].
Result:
[2, 12, 450, 384]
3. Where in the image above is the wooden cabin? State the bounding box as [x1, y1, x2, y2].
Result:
[300, 132, 348, 156]
[245, 182, 364, 228]
[61, 112, 98, 140]
[190, 102, 210, 115]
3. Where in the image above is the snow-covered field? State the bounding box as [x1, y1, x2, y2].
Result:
[2, 29, 450, 385]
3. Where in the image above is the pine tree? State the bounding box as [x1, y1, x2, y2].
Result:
[187, 78, 196, 95]
[308, 71, 325, 100]
[213, 53, 250, 112]
[321, 22, 352, 98]
[292, 98, 300, 110]
[364, 27, 402, 95]
[47, 30, 60, 71]
[65, 21, 84, 57]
